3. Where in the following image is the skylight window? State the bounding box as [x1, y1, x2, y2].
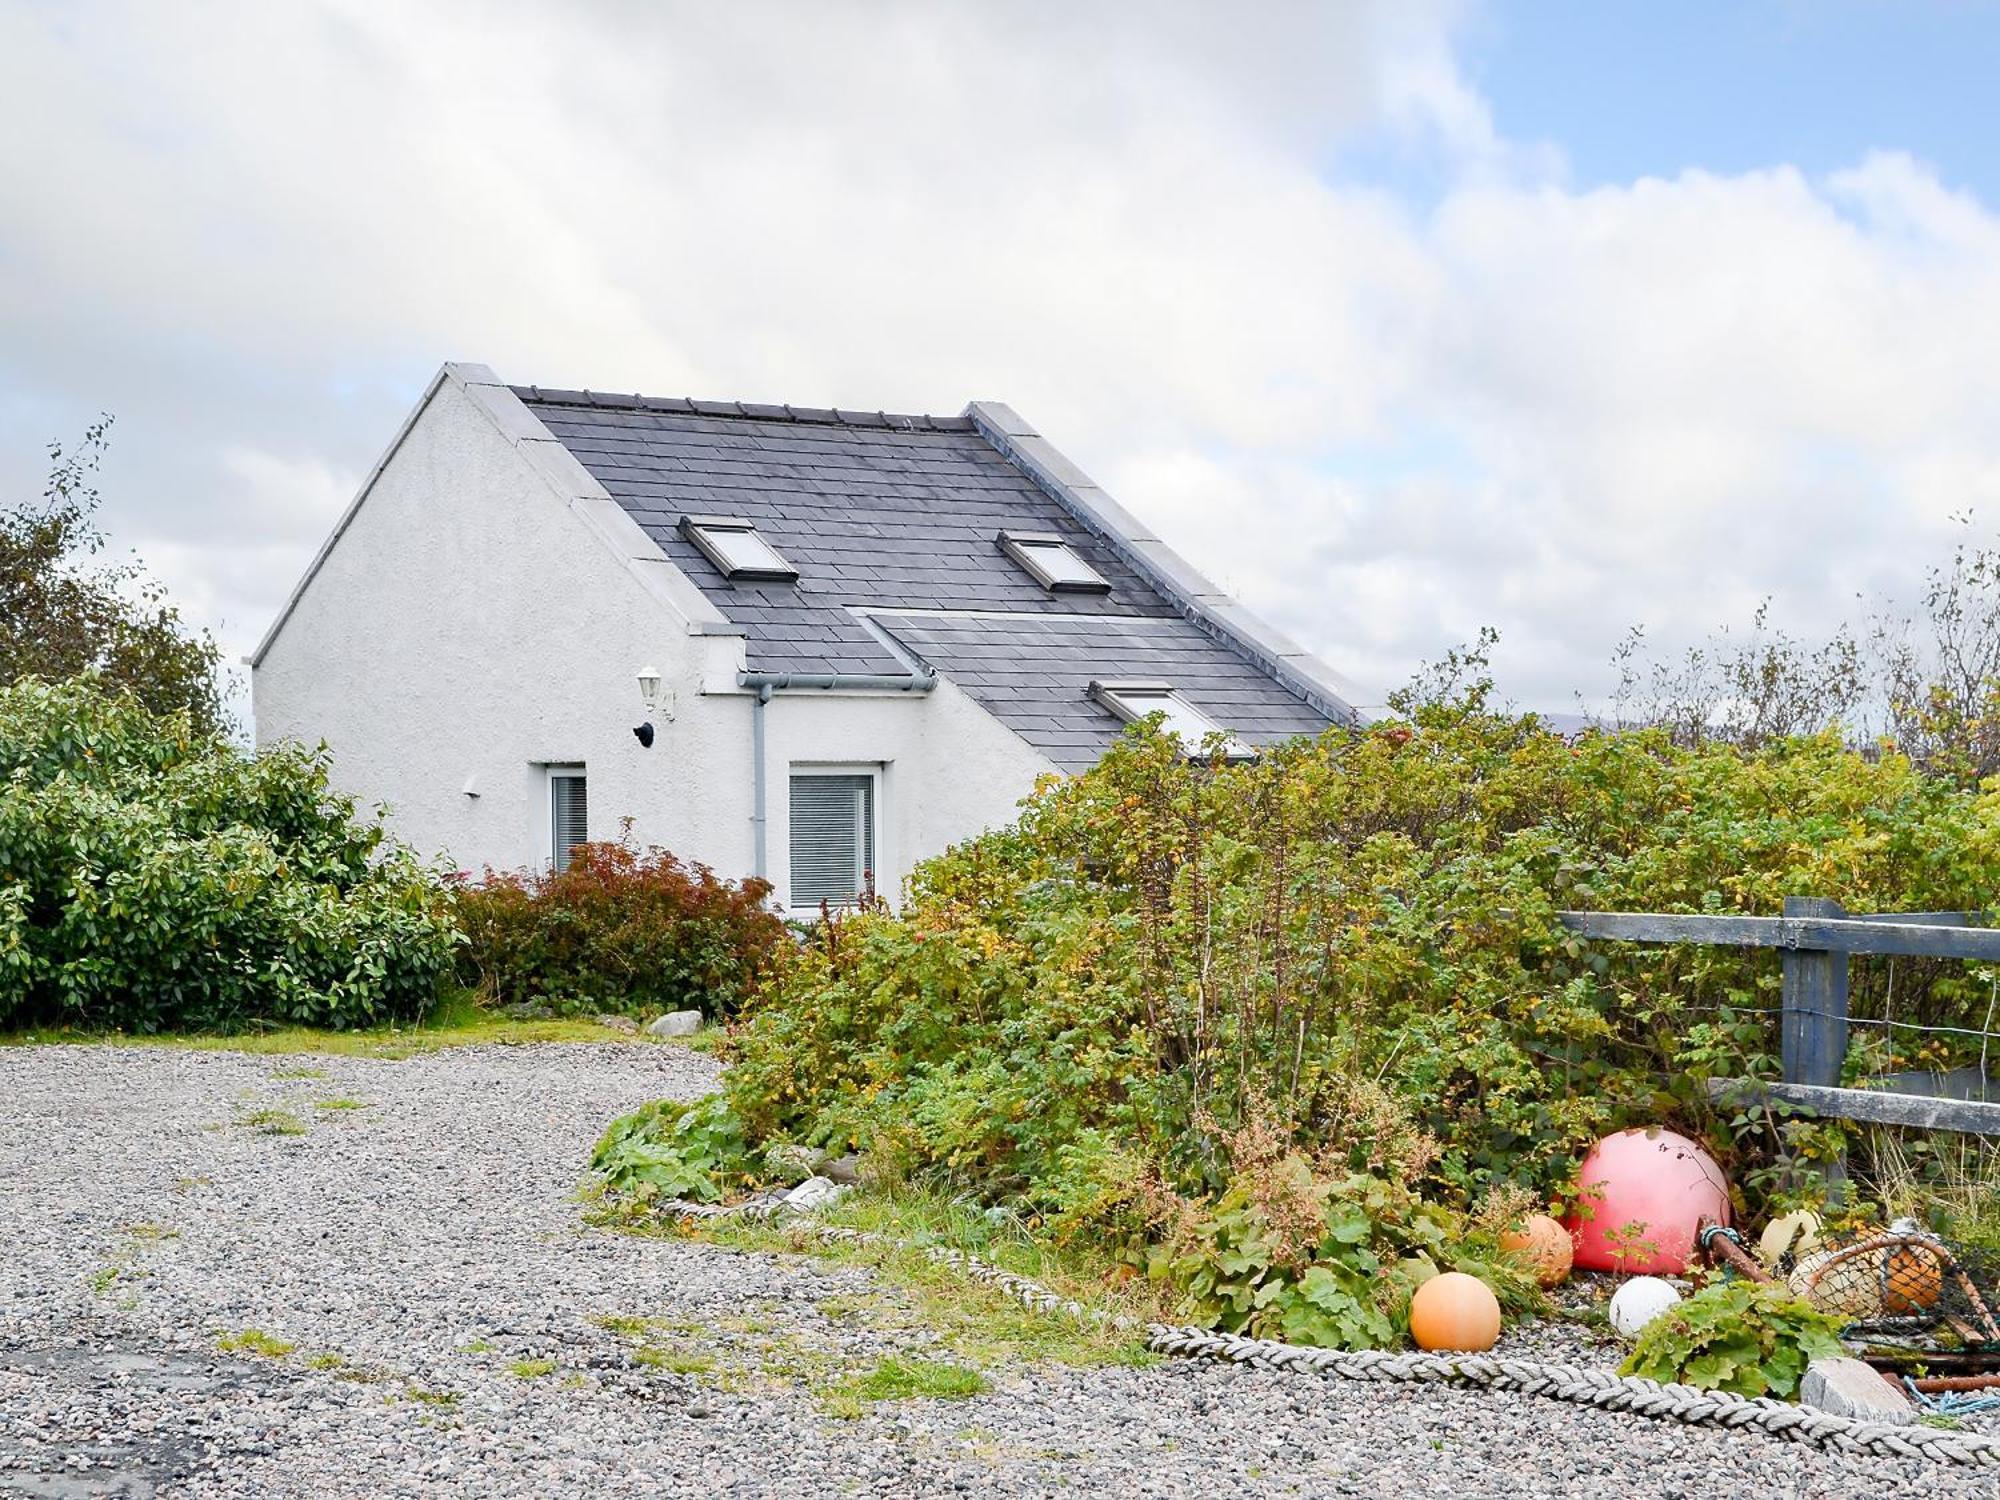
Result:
[1090, 680, 1254, 760]
[997, 531, 1110, 593]
[680, 515, 798, 581]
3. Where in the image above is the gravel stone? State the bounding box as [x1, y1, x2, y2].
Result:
[2, 1042, 1993, 1498]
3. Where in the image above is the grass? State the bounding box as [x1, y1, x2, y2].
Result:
[0, 990, 671, 1060]
[821, 1356, 987, 1419]
[312, 1096, 371, 1112]
[217, 1328, 296, 1358]
[1857, 1127, 2000, 1254]
[507, 1357, 558, 1379]
[591, 1187, 1160, 1416]
[632, 1345, 715, 1375]
[241, 1106, 307, 1137]
[683, 1190, 1163, 1371]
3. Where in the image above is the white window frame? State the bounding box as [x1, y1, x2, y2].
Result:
[679, 514, 798, 582]
[785, 762, 882, 912]
[996, 530, 1111, 593]
[545, 764, 588, 872]
[1089, 681, 1255, 761]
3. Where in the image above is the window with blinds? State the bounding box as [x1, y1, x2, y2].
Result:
[789, 773, 874, 909]
[550, 771, 588, 872]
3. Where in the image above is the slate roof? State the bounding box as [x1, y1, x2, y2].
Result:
[515, 387, 1341, 764]
[868, 611, 1336, 771]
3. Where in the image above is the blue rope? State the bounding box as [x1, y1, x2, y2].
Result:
[1905, 1377, 2000, 1418]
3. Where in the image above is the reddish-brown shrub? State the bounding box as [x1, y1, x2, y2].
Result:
[455, 842, 787, 1017]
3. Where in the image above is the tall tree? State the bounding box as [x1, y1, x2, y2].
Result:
[0, 417, 224, 733]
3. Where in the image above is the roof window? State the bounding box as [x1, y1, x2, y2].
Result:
[680, 515, 798, 581]
[997, 531, 1110, 593]
[1090, 680, 1254, 761]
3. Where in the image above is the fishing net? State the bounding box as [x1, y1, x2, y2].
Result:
[1772, 1221, 2000, 1369]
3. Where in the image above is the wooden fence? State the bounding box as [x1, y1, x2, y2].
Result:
[1556, 896, 2000, 1138]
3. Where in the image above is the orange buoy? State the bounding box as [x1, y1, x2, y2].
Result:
[1499, 1214, 1574, 1288]
[1408, 1272, 1502, 1352]
[1884, 1241, 1945, 1314]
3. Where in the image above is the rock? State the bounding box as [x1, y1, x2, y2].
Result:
[644, 1010, 704, 1038]
[1799, 1356, 1915, 1425]
[593, 1014, 640, 1034]
[779, 1175, 849, 1212]
[821, 1153, 864, 1186]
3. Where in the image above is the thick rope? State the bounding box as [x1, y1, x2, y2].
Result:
[675, 1199, 2000, 1470]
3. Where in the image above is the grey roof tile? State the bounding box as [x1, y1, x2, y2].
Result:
[871, 611, 1331, 771]
[514, 388, 1335, 743]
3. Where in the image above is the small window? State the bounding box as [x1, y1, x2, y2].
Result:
[789, 772, 875, 909]
[1090, 681, 1254, 760]
[680, 515, 798, 581]
[997, 531, 1110, 593]
[549, 769, 589, 871]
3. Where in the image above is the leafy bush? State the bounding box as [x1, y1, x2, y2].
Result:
[456, 841, 786, 1018]
[1621, 1280, 1846, 1398]
[728, 705, 2000, 1231]
[0, 678, 458, 1031]
[589, 1094, 753, 1203]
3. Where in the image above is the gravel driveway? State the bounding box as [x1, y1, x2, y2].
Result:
[2, 1042, 1991, 1499]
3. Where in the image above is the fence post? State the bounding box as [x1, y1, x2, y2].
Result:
[1781, 895, 1851, 1196]
[1781, 895, 1849, 1087]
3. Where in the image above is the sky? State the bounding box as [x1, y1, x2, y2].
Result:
[4, 0, 2000, 718]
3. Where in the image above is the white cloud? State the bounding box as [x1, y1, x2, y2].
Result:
[4, 1, 2000, 716]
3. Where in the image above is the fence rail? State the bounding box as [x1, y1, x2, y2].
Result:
[1556, 896, 2000, 1139]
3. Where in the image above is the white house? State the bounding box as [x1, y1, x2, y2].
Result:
[251, 364, 1358, 912]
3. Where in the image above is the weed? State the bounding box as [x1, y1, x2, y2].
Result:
[88, 1265, 121, 1297]
[1, 1007, 659, 1061]
[821, 1357, 987, 1418]
[241, 1107, 307, 1137]
[685, 1190, 1161, 1370]
[588, 1314, 655, 1339]
[119, 1222, 179, 1241]
[404, 1386, 460, 1408]
[171, 1176, 212, 1193]
[507, 1358, 556, 1379]
[313, 1097, 370, 1112]
[217, 1328, 296, 1358]
[270, 1065, 330, 1080]
[304, 1352, 347, 1372]
[463, 1337, 496, 1354]
[632, 1346, 714, 1375]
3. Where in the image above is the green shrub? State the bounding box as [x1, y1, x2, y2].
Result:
[723, 705, 2000, 1240]
[0, 678, 458, 1032]
[1621, 1280, 1846, 1398]
[457, 842, 786, 1018]
[589, 1093, 753, 1203]
[1145, 1119, 1540, 1349]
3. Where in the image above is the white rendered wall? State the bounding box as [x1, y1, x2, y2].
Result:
[757, 674, 1056, 909]
[253, 379, 1057, 903]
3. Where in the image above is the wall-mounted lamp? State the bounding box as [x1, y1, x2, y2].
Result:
[634, 664, 662, 748]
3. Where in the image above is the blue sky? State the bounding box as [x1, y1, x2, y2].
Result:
[1471, 2, 1997, 201]
[3, 1, 1998, 717]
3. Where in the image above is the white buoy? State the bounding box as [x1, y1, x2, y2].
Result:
[1609, 1276, 1682, 1338]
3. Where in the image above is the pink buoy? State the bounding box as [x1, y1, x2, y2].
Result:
[1565, 1127, 1730, 1274]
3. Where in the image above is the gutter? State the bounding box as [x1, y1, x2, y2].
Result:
[739, 669, 936, 881]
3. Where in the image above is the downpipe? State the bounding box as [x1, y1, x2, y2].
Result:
[739, 669, 934, 883]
